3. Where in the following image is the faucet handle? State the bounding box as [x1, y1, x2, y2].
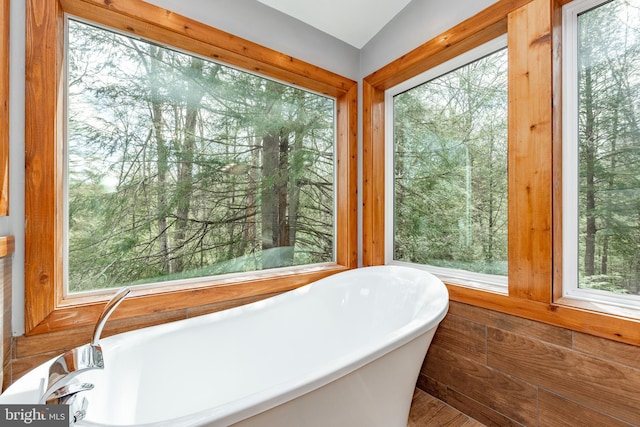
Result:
[46, 382, 94, 404]
[64, 393, 90, 424]
[41, 343, 103, 404]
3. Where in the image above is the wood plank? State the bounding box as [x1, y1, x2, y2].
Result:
[573, 332, 640, 370]
[62, 0, 355, 98]
[364, 0, 535, 90]
[416, 373, 449, 402]
[186, 292, 280, 318]
[10, 350, 61, 384]
[423, 345, 537, 426]
[2, 255, 11, 373]
[2, 360, 9, 392]
[431, 313, 487, 364]
[448, 301, 572, 348]
[488, 328, 640, 425]
[507, 0, 553, 302]
[25, 0, 63, 334]
[408, 389, 470, 427]
[445, 387, 524, 427]
[28, 266, 346, 335]
[539, 389, 633, 427]
[0, 0, 8, 216]
[361, 80, 385, 266]
[0, 236, 14, 258]
[335, 85, 359, 268]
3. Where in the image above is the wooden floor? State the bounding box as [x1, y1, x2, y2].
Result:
[408, 389, 485, 427]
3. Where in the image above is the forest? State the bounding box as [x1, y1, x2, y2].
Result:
[393, 0, 640, 297]
[392, 48, 509, 278]
[68, 0, 640, 298]
[576, 0, 640, 295]
[67, 19, 335, 293]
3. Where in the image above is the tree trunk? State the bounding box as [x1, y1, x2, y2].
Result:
[149, 46, 171, 273]
[582, 47, 597, 278]
[172, 57, 205, 273]
[261, 128, 292, 268]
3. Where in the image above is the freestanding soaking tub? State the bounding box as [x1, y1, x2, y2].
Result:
[0, 265, 449, 427]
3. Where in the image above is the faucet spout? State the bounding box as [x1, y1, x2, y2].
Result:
[39, 287, 131, 405]
[92, 287, 131, 346]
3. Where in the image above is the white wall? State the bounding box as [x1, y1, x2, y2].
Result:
[5, 0, 497, 335]
[360, 0, 499, 77]
[4, 0, 25, 335]
[144, 0, 361, 80]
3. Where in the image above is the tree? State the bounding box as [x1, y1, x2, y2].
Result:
[66, 19, 335, 292]
[577, 0, 640, 294]
[393, 47, 508, 275]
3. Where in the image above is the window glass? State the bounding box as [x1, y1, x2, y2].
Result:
[390, 47, 508, 279]
[574, 0, 640, 297]
[66, 18, 335, 293]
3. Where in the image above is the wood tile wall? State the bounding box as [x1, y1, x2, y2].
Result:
[419, 301, 640, 426]
[1, 255, 11, 391]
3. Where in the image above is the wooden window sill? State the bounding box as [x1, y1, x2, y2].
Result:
[28, 263, 349, 336]
[0, 235, 14, 257]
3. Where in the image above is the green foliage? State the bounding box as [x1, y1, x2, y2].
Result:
[577, 0, 640, 295]
[393, 48, 508, 277]
[66, 19, 335, 292]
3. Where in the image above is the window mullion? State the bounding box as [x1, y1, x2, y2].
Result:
[507, 0, 554, 303]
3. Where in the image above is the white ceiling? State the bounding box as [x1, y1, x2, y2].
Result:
[256, 0, 413, 48]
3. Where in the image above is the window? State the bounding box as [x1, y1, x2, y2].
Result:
[385, 37, 508, 290]
[66, 18, 336, 294]
[365, 0, 640, 345]
[563, 0, 640, 308]
[25, 0, 357, 335]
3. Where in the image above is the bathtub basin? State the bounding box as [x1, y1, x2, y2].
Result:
[1, 265, 449, 426]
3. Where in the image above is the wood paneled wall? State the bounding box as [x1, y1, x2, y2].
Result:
[0, 237, 13, 391]
[420, 301, 640, 426]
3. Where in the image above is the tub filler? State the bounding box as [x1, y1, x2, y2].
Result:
[1, 265, 449, 427]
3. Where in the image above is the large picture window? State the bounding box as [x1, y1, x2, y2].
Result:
[385, 37, 508, 288]
[25, 0, 356, 335]
[66, 19, 335, 294]
[563, 0, 640, 308]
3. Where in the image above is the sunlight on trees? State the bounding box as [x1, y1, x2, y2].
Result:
[577, 0, 640, 295]
[66, 19, 335, 292]
[392, 48, 508, 276]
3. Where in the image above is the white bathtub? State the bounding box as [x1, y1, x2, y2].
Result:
[1, 265, 449, 427]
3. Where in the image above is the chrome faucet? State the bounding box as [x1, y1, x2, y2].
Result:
[40, 287, 131, 421]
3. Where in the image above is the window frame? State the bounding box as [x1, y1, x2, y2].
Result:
[383, 35, 509, 292]
[561, 0, 640, 310]
[363, 0, 640, 346]
[25, 0, 357, 336]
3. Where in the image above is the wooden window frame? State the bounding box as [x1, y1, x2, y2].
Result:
[363, 0, 640, 345]
[25, 0, 358, 336]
